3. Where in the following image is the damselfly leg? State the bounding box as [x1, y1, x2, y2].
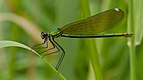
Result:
[51, 37, 65, 70]
[32, 37, 65, 70]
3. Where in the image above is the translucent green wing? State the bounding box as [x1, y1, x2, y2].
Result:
[60, 8, 124, 35]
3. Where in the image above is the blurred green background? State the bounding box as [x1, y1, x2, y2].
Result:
[0, 0, 143, 80]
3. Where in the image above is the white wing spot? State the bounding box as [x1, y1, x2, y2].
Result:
[115, 8, 120, 11]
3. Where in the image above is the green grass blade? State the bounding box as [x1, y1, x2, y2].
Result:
[134, 0, 143, 45]
[0, 40, 67, 80]
[128, 0, 137, 80]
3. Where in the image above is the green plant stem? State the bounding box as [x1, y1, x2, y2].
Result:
[9, 25, 20, 80]
[88, 39, 103, 80]
[80, 0, 103, 80]
[128, 0, 136, 80]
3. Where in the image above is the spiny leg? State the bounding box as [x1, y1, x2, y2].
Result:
[39, 47, 56, 54]
[40, 37, 60, 55]
[42, 48, 60, 58]
[32, 37, 56, 54]
[32, 37, 48, 49]
[52, 37, 65, 70]
[32, 42, 55, 54]
[32, 43, 45, 49]
[36, 36, 65, 70]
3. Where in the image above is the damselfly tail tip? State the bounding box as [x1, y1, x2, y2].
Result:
[124, 33, 133, 37]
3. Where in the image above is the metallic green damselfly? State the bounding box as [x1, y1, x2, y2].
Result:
[33, 8, 133, 70]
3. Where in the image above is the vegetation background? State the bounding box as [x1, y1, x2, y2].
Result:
[0, 0, 143, 80]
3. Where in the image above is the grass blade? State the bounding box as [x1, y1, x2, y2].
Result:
[128, 0, 137, 80]
[0, 40, 67, 80]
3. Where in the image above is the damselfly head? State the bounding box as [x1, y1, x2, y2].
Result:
[41, 32, 48, 39]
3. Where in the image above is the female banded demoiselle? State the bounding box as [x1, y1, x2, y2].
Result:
[33, 8, 133, 70]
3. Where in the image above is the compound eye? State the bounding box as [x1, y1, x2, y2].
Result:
[41, 32, 46, 39]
